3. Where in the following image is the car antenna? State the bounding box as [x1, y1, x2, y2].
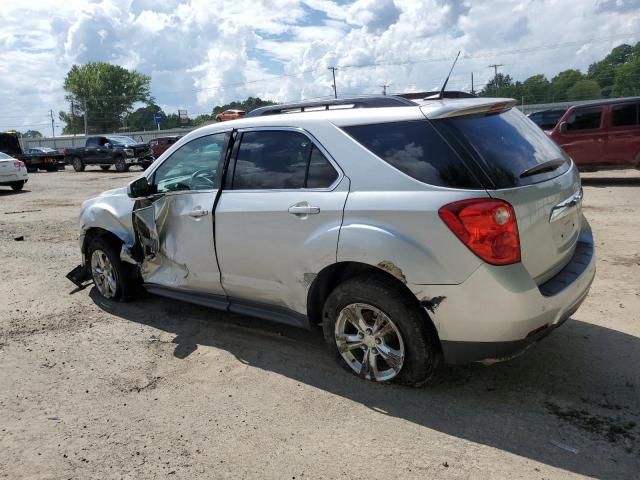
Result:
[430, 50, 461, 100]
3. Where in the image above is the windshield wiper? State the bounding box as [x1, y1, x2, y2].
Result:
[519, 159, 566, 178]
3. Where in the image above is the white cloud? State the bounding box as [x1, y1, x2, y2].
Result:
[0, 0, 638, 132]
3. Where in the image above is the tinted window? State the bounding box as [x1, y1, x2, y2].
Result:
[233, 131, 310, 189]
[344, 120, 480, 188]
[153, 133, 226, 193]
[86, 137, 99, 147]
[434, 108, 570, 188]
[307, 145, 338, 188]
[566, 108, 602, 131]
[612, 103, 638, 127]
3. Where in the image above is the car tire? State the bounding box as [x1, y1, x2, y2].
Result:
[87, 237, 137, 301]
[100, 165, 111, 171]
[72, 157, 85, 172]
[114, 156, 129, 172]
[10, 181, 25, 191]
[322, 275, 441, 386]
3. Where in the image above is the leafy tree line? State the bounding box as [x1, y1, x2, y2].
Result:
[58, 62, 274, 135]
[478, 43, 640, 103]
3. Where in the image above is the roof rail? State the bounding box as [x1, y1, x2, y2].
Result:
[246, 95, 417, 117]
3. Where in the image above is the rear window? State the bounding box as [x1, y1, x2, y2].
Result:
[342, 121, 481, 188]
[433, 108, 571, 189]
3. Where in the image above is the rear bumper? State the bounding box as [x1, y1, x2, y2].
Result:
[409, 217, 596, 364]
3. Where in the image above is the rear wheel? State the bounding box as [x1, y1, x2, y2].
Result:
[114, 156, 129, 172]
[10, 181, 25, 191]
[322, 275, 440, 386]
[72, 157, 85, 172]
[100, 165, 111, 171]
[87, 237, 136, 301]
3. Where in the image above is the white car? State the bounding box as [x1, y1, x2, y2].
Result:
[0, 152, 29, 191]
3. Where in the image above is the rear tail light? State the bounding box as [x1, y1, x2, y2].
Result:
[63, 148, 68, 155]
[14, 160, 24, 168]
[438, 198, 521, 265]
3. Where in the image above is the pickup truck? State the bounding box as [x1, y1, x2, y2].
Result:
[64, 135, 154, 172]
[0, 132, 65, 172]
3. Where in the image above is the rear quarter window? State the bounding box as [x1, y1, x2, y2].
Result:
[342, 120, 481, 189]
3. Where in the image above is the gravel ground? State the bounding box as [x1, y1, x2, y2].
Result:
[0, 167, 639, 479]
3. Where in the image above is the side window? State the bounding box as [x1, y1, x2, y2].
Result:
[306, 145, 338, 188]
[86, 137, 98, 147]
[153, 133, 226, 193]
[611, 103, 638, 127]
[232, 131, 310, 189]
[343, 121, 480, 188]
[566, 108, 602, 131]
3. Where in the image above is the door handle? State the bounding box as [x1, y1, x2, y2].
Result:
[188, 208, 209, 218]
[288, 203, 320, 215]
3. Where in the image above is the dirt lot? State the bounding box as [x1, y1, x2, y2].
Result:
[0, 167, 639, 479]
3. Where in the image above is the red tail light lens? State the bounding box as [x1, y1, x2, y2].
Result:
[438, 198, 521, 265]
[14, 160, 24, 169]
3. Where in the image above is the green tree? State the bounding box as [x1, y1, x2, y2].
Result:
[611, 43, 640, 97]
[588, 44, 633, 97]
[125, 104, 167, 131]
[567, 79, 602, 100]
[211, 96, 275, 115]
[22, 130, 43, 138]
[521, 74, 551, 103]
[550, 69, 584, 102]
[59, 62, 152, 134]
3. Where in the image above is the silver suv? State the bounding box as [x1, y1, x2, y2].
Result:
[68, 96, 596, 386]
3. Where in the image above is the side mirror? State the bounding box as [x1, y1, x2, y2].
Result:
[127, 176, 155, 198]
[559, 122, 568, 134]
[104, 142, 113, 149]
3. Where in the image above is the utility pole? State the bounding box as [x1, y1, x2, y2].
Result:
[488, 64, 503, 94]
[471, 72, 475, 95]
[49, 110, 56, 149]
[328, 67, 338, 99]
[379, 84, 389, 95]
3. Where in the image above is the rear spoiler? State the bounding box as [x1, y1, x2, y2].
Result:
[422, 99, 517, 120]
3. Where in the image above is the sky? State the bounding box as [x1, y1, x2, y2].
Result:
[0, 0, 638, 133]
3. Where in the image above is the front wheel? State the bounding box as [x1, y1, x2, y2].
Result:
[322, 275, 440, 386]
[10, 181, 25, 191]
[87, 237, 137, 301]
[72, 157, 85, 172]
[114, 156, 129, 172]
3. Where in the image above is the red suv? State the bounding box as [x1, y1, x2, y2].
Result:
[149, 136, 182, 159]
[547, 97, 640, 171]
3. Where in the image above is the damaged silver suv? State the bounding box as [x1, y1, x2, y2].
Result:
[68, 96, 596, 386]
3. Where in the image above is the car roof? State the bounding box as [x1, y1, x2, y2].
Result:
[187, 97, 517, 138]
[567, 96, 640, 109]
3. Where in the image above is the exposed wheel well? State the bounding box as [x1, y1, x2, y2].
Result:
[82, 227, 124, 256]
[306, 261, 440, 346]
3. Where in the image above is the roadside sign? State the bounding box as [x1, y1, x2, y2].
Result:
[154, 113, 162, 124]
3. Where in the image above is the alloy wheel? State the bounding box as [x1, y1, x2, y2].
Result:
[90, 249, 117, 299]
[334, 303, 405, 382]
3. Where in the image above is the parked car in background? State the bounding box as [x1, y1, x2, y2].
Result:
[68, 95, 595, 386]
[528, 108, 567, 130]
[0, 132, 65, 172]
[548, 97, 640, 171]
[0, 151, 28, 191]
[215, 109, 246, 121]
[64, 136, 154, 172]
[149, 135, 182, 158]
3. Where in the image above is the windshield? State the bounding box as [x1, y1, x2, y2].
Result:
[433, 108, 571, 188]
[108, 136, 137, 145]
